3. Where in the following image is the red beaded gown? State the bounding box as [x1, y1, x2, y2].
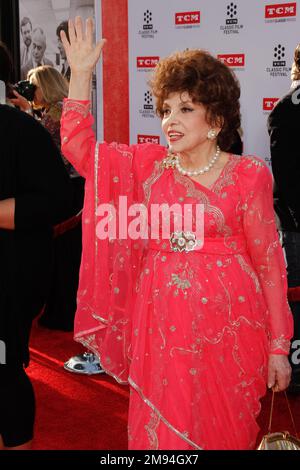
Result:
[60, 99, 293, 450]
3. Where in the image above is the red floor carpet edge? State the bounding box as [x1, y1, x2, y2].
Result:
[27, 322, 300, 450]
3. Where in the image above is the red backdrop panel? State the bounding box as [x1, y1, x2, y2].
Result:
[102, 0, 129, 144]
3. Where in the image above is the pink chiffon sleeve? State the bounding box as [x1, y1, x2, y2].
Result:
[60, 99, 95, 178]
[59, 98, 167, 383]
[240, 157, 293, 355]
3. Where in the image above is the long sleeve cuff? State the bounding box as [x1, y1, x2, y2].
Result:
[62, 98, 91, 118]
[61, 99, 96, 179]
[269, 336, 291, 355]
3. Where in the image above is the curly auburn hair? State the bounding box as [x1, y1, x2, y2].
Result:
[149, 49, 241, 151]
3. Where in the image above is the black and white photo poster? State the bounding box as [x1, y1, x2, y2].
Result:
[19, 0, 95, 80]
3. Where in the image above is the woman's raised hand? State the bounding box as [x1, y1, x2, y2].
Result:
[60, 16, 106, 75]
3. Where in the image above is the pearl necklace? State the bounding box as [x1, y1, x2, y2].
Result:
[174, 146, 221, 176]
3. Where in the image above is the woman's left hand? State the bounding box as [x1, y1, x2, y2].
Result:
[268, 354, 292, 391]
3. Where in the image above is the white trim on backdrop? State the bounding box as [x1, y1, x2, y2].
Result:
[94, 0, 104, 142]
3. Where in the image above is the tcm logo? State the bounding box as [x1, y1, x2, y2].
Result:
[273, 44, 286, 66]
[175, 11, 200, 25]
[226, 2, 238, 24]
[263, 98, 279, 111]
[143, 9, 153, 30]
[137, 56, 159, 68]
[138, 135, 160, 145]
[217, 54, 245, 67]
[265, 2, 296, 18]
[144, 91, 153, 110]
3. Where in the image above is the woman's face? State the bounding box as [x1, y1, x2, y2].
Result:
[161, 91, 215, 156]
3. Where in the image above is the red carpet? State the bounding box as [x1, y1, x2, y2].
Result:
[27, 322, 299, 450]
[28, 322, 129, 450]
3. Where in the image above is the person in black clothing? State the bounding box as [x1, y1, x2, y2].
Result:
[0, 42, 73, 449]
[267, 43, 300, 393]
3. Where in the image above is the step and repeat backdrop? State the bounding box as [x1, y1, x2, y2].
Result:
[125, 0, 299, 163]
[19, 0, 299, 162]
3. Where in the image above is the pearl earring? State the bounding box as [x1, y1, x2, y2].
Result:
[207, 129, 217, 140]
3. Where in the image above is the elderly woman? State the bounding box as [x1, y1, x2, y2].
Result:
[59, 17, 292, 450]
